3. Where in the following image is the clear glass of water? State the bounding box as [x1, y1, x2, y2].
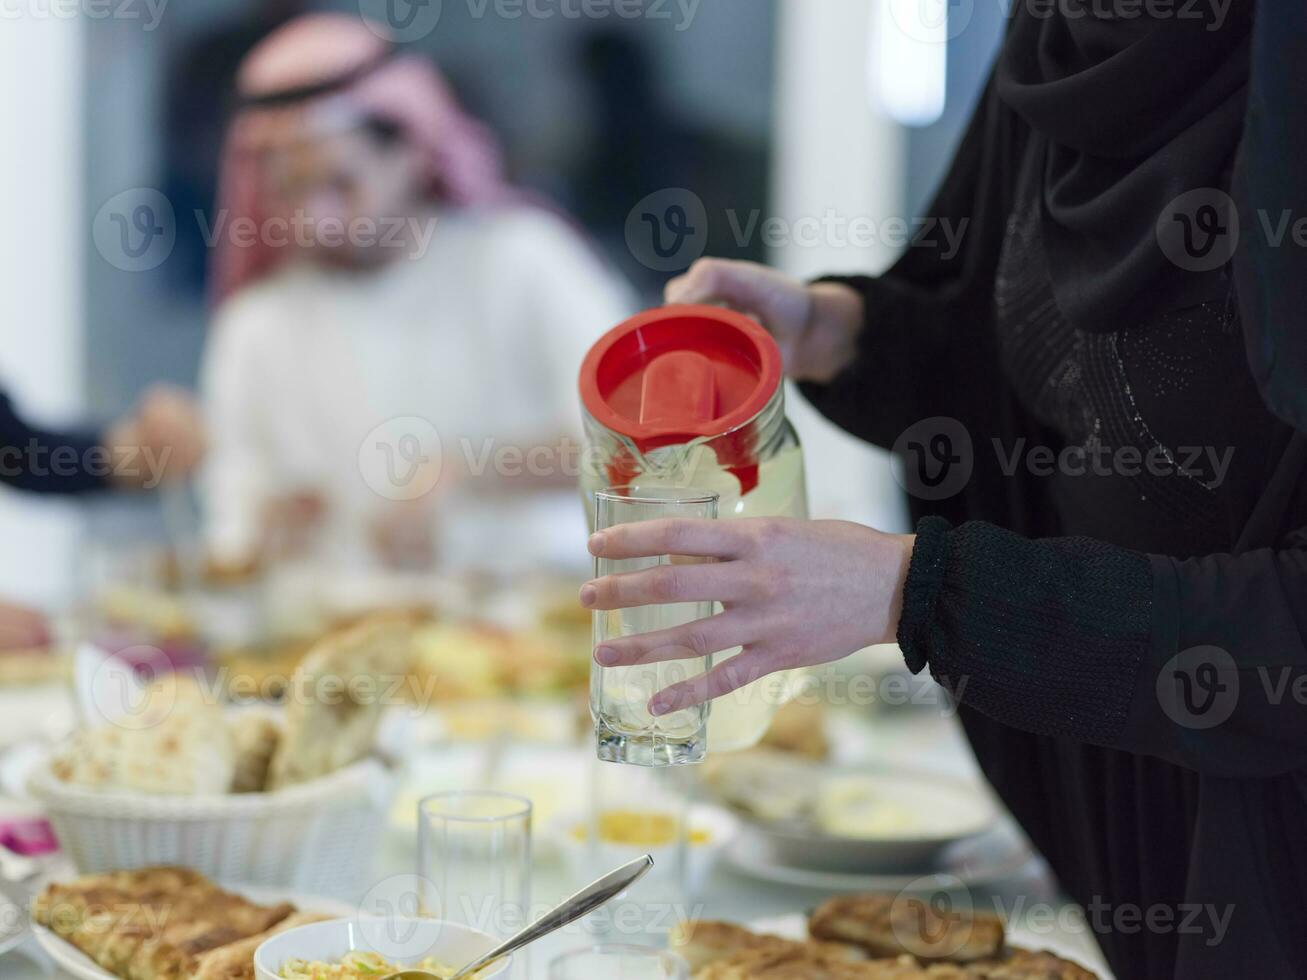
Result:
[417, 792, 532, 977]
[549, 945, 690, 980]
[591, 487, 718, 767]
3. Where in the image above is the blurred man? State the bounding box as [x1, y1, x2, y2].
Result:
[202, 15, 632, 574]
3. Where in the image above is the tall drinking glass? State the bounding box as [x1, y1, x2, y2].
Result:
[549, 945, 690, 980]
[417, 792, 532, 977]
[591, 487, 718, 767]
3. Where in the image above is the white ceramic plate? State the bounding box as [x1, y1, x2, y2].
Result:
[32, 887, 353, 980]
[725, 817, 1036, 893]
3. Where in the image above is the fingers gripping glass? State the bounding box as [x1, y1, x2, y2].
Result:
[590, 487, 718, 767]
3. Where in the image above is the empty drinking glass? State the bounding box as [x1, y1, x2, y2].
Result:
[417, 792, 532, 977]
[591, 487, 718, 767]
[549, 944, 690, 980]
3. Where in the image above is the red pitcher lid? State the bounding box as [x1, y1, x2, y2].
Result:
[579, 305, 783, 447]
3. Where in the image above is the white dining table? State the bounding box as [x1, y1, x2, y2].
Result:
[0, 668, 1113, 979]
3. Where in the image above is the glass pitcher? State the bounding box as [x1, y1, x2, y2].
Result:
[579, 306, 809, 752]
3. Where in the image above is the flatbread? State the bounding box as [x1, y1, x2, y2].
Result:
[810, 894, 1006, 962]
[49, 674, 234, 796]
[33, 867, 293, 980]
[191, 912, 334, 980]
[670, 920, 864, 972]
[228, 713, 282, 793]
[265, 615, 415, 790]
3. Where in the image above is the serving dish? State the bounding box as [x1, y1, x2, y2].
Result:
[252, 916, 510, 980]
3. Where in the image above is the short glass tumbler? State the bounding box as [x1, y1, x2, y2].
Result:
[590, 487, 718, 767]
[549, 945, 690, 980]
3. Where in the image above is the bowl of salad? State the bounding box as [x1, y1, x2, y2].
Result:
[254, 917, 509, 980]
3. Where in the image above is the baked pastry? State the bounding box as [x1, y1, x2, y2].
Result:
[810, 894, 1006, 962]
[32, 867, 293, 980]
[266, 614, 415, 789]
[190, 912, 333, 980]
[670, 920, 864, 972]
[227, 713, 282, 793]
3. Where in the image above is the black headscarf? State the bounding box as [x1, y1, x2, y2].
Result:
[995, 0, 1253, 332]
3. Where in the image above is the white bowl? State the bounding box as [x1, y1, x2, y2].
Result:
[254, 917, 510, 980]
[551, 803, 739, 898]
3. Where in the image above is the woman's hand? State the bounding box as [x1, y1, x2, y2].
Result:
[665, 259, 865, 383]
[0, 600, 49, 652]
[581, 518, 915, 715]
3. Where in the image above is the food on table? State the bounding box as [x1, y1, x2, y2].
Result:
[265, 615, 415, 789]
[569, 810, 712, 848]
[229, 712, 282, 793]
[30, 866, 327, 980]
[809, 894, 1005, 962]
[757, 700, 829, 759]
[47, 614, 410, 797]
[673, 911, 1099, 979]
[278, 951, 490, 980]
[670, 920, 866, 972]
[191, 912, 332, 980]
[0, 647, 70, 686]
[96, 585, 197, 640]
[410, 623, 510, 701]
[814, 776, 918, 839]
[700, 749, 820, 823]
[50, 674, 236, 795]
[409, 621, 589, 703]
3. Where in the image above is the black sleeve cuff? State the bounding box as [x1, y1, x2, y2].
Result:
[896, 515, 953, 674]
[894, 517, 1153, 746]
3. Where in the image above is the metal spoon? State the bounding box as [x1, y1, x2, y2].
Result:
[383, 854, 655, 980]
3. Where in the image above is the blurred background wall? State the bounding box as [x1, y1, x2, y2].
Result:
[2, 0, 1004, 604]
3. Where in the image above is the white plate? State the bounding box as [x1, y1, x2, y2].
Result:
[735, 768, 998, 874]
[749, 914, 1112, 979]
[32, 886, 353, 980]
[725, 818, 1036, 892]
